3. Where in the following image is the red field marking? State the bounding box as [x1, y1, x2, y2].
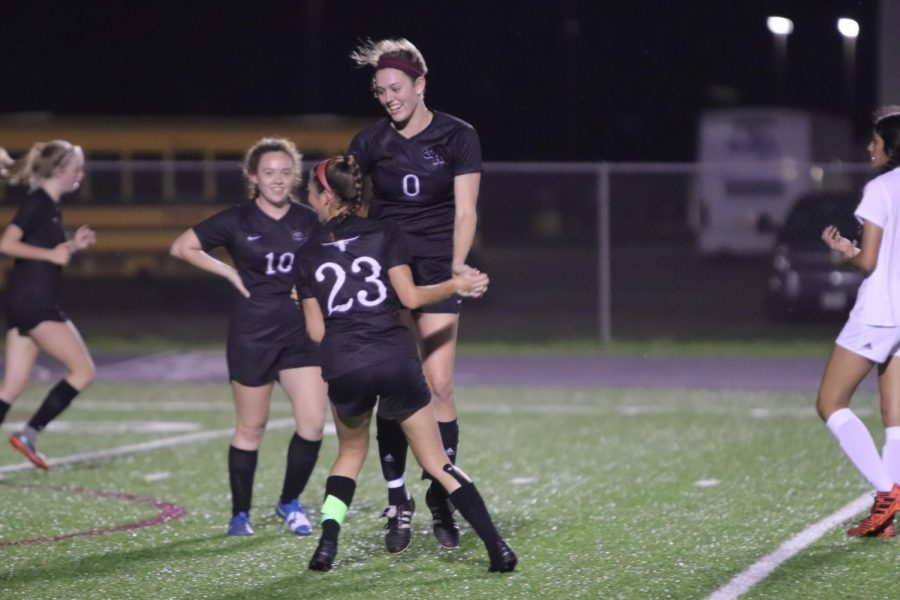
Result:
[0, 483, 187, 547]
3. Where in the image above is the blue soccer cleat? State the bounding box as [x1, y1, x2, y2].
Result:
[275, 499, 312, 536]
[227, 511, 255, 536]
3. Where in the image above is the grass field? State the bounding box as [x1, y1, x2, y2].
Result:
[0, 378, 892, 599]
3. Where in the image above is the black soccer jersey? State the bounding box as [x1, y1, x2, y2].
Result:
[7, 189, 66, 308]
[296, 216, 418, 380]
[349, 111, 482, 258]
[193, 200, 319, 346]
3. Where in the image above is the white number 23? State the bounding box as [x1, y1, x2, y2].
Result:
[315, 256, 388, 315]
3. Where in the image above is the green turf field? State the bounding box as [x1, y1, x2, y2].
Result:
[0, 381, 891, 599]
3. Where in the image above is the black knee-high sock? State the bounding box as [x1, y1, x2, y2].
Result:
[426, 420, 460, 500]
[377, 417, 409, 504]
[438, 420, 460, 464]
[280, 433, 322, 504]
[320, 475, 356, 543]
[28, 380, 79, 432]
[0, 399, 11, 427]
[228, 445, 258, 516]
[449, 481, 502, 547]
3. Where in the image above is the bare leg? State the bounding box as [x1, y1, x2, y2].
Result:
[816, 344, 873, 421]
[399, 404, 517, 572]
[0, 328, 40, 405]
[29, 320, 95, 390]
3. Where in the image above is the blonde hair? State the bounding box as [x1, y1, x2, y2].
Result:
[350, 38, 428, 76]
[0, 140, 81, 189]
[242, 137, 303, 199]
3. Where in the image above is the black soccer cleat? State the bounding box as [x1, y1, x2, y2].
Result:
[381, 498, 415, 554]
[488, 540, 517, 573]
[308, 538, 337, 571]
[425, 486, 461, 548]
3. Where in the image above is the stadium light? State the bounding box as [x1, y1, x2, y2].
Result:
[837, 18, 859, 38]
[837, 18, 859, 110]
[766, 17, 793, 102]
[766, 16, 793, 35]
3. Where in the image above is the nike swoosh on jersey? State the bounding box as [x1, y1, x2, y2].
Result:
[246, 235, 262, 241]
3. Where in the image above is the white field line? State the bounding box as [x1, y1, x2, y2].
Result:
[0, 417, 300, 475]
[705, 492, 873, 600]
[68, 399, 848, 418]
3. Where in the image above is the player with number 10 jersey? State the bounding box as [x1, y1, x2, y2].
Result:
[193, 199, 319, 354]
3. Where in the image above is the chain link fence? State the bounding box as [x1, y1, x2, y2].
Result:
[0, 160, 876, 345]
[470, 161, 873, 345]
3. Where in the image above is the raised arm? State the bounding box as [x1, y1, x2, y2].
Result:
[388, 263, 488, 310]
[821, 220, 882, 274]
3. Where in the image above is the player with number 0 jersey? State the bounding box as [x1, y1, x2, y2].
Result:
[349, 36, 482, 553]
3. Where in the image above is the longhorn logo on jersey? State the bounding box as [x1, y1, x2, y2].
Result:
[422, 146, 446, 166]
[321, 236, 360, 252]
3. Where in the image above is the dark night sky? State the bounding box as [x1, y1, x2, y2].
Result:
[0, 0, 877, 161]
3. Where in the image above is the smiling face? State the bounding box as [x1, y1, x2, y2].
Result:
[250, 151, 295, 207]
[372, 68, 425, 124]
[868, 132, 889, 169]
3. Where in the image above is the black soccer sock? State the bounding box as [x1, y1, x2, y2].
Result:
[228, 445, 258, 516]
[376, 416, 409, 503]
[438, 419, 460, 464]
[424, 420, 460, 493]
[320, 475, 357, 543]
[279, 433, 322, 504]
[27, 379, 80, 432]
[449, 481, 503, 548]
[0, 399, 11, 427]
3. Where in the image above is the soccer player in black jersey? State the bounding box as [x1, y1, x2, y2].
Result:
[170, 137, 327, 537]
[349, 37, 482, 552]
[0, 141, 97, 469]
[297, 155, 515, 573]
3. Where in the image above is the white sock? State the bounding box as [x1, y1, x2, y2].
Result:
[882, 426, 900, 485]
[826, 408, 894, 492]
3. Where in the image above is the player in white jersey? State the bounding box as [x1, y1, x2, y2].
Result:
[817, 105, 900, 537]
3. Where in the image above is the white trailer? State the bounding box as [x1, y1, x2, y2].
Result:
[691, 108, 854, 256]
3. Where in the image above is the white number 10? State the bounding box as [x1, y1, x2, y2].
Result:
[265, 252, 294, 275]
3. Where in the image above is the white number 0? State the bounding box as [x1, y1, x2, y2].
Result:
[402, 174, 420, 197]
[315, 256, 388, 315]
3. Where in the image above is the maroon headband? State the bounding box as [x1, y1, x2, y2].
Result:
[375, 55, 424, 79]
[315, 160, 332, 193]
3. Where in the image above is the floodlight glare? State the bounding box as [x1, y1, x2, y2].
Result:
[766, 16, 793, 35]
[837, 18, 859, 39]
